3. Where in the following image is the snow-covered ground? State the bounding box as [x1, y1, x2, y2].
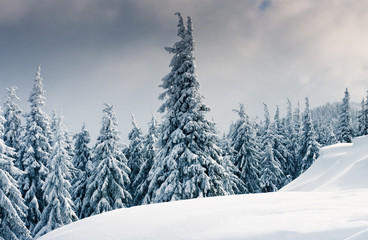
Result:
[40, 136, 368, 240]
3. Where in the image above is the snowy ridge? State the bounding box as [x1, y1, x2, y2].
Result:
[282, 135, 368, 191]
[39, 136, 368, 240]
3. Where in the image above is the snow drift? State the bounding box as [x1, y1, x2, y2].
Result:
[39, 136, 368, 240]
[282, 135, 368, 192]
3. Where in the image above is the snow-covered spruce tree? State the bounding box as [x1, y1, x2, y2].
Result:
[284, 99, 297, 179]
[337, 88, 354, 143]
[273, 106, 292, 185]
[18, 66, 52, 232]
[50, 110, 75, 180]
[135, 115, 158, 205]
[72, 123, 93, 218]
[229, 104, 261, 193]
[64, 129, 75, 170]
[292, 102, 303, 176]
[299, 97, 320, 173]
[357, 96, 368, 136]
[218, 134, 246, 195]
[259, 104, 284, 192]
[293, 102, 302, 143]
[324, 121, 338, 146]
[81, 104, 131, 217]
[0, 113, 31, 240]
[365, 92, 368, 135]
[33, 114, 77, 238]
[145, 13, 229, 203]
[3, 87, 23, 161]
[50, 110, 57, 142]
[317, 118, 338, 146]
[126, 115, 144, 205]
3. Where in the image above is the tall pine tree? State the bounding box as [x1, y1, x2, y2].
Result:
[299, 97, 320, 173]
[357, 95, 368, 136]
[229, 104, 261, 193]
[33, 114, 77, 238]
[3, 87, 23, 162]
[18, 66, 52, 233]
[273, 106, 292, 185]
[126, 115, 144, 205]
[218, 134, 246, 195]
[145, 13, 229, 203]
[284, 99, 297, 179]
[0, 113, 31, 240]
[72, 123, 93, 218]
[136, 115, 159, 205]
[81, 104, 131, 217]
[337, 88, 354, 143]
[259, 104, 284, 192]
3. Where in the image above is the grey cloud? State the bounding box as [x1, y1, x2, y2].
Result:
[1, 0, 368, 141]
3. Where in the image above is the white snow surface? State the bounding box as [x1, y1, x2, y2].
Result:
[40, 136, 368, 240]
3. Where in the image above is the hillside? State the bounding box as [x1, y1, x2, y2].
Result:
[39, 136, 368, 240]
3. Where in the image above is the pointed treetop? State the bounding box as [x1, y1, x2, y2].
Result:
[29, 65, 46, 108]
[37, 65, 41, 77]
[131, 114, 139, 128]
[82, 122, 87, 130]
[305, 97, 310, 109]
[103, 103, 113, 113]
[6, 86, 20, 101]
[175, 12, 186, 39]
[274, 105, 280, 120]
[149, 114, 158, 128]
[187, 16, 193, 36]
[263, 103, 270, 128]
[233, 103, 246, 119]
[286, 98, 293, 116]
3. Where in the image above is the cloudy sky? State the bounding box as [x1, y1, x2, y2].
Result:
[1, 0, 368, 142]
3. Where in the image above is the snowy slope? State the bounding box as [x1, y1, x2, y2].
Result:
[40, 136, 368, 240]
[282, 135, 368, 191]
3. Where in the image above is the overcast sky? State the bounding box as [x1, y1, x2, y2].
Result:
[1, 0, 368, 142]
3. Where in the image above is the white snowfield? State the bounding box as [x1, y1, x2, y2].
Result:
[40, 136, 368, 240]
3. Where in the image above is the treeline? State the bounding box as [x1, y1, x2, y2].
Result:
[2, 13, 368, 240]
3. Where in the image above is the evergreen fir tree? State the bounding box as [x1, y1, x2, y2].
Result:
[284, 99, 297, 179]
[0, 113, 31, 240]
[136, 115, 158, 205]
[365, 92, 368, 134]
[313, 117, 324, 145]
[293, 102, 302, 143]
[273, 106, 292, 185]
[299, 97, 320, 173]
[145, 13, 229, 203]
[357, 97, 368, 136]
[337, 88, 354, 143]
[72, 123, 93, 218]
[50, 110, 75, 180]
[33, 114, 77, 238]
[324, 121, 338, 146]
[18, 66, 52, 232]
[50, 110, 58, 143]
[3, 87, 23, 161]
[126, 115, 144, 205]
[218, 135, 247, 195]
[229, 104, 261, 193]
[292, 102, 303, 176]
[285, 99, 295, 142]
[81, 104, 131, 217]
[259, 104, 284, 192]
[317, 118, 338, 146]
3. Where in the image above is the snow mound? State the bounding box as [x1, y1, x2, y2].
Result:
[39, 136, 368, 240]
[282, 135, 368, 192]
